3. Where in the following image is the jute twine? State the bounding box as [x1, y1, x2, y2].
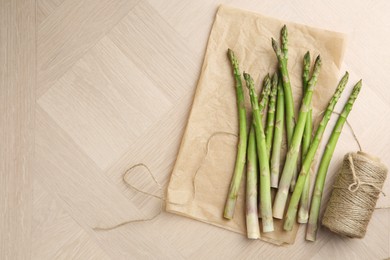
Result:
[322, 151, 388, 238]
[93, 131, 236, 231]
[94, 163, 165, 231]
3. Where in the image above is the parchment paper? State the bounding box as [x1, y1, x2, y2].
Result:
[166, 5, 347, 245]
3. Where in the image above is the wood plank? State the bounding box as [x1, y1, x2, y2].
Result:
[37, 0, 139, 98]
[32, 181, 110, 260]
[38, 36, 172, 170]
[104, 91, 194, 192]
[37, 0, 65, 25]
[34, 106, 184, 258]
[0, 0, 35, 259]
[146, 0, 227, 55]
[312, 209, 390, 259]
[108, 1, 200, 102]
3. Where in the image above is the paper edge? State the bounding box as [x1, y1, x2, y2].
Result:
[166, 206, 287, 246]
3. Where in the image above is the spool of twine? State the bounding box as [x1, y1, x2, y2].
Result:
[322, 151, 388, 238]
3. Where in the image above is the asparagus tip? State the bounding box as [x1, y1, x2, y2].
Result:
[313, 55, 322, 70]
[243, 72, 251, 82]
[264, 74, 271, 86]
[304, 51, 310, 61]
[227, 49, 236, 65]
[351, 80, 362, 98]
[271, 38, 279, 51]
[272, 72, 278, 83]
[282, 24, 287, 34]
[352, 80, 363, 93]
[353, 79, 363, 91]
[342, 71, 349, 78]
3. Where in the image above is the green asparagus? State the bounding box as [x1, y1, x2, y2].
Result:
[273, 55, 322, 219]
[257, 74, 271, 217]
[272, 25, 299, 190]
[306, 80, 362, 241]
[224, 49, 248, 219]
[283, 72, 349, 231]
[270, 76, 285, 188]
[272, 26, 295, 148]
[246, 126, 261, 239]
[244, 72, 274, 232]
[298, 51, 312, 223]
[265, 73, 278, 159]
[259, 74, 271, 116]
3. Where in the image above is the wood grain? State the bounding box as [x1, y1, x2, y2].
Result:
[37, 0, 140, 98]
[32, 181, 110, 260]
[0, 0, 35, 259]
[37, 0, 65, 25]
[38, 36, 173, 169]
[0, 0, 389, 258]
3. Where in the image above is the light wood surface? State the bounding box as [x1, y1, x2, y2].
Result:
[1, 0, 35, 259]
[1, 0, 389, 259]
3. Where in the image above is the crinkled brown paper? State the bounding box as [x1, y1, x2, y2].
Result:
[166, 5, 346, 245]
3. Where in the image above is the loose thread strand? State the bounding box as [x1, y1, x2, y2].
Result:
[331, 111, 363, 152]
[192, 132, 237, 199]
[93, 132, 237, 231]
[93, 163, 164, 231]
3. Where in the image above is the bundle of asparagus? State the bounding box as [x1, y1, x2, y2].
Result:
[223, 25, 362, 241]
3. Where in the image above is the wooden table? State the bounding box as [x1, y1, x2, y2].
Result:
[1, 0, 389, 259]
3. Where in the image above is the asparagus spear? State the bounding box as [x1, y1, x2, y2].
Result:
[244, 73, 274, 232]
[257, 74, 271, 217]
[298, 51, 312, 223]
[273, 55, 322, 219]
[283, 72, 349, 231]
[265, 73, 278, 159]
[272, 25, 299, 190]
[246, 126, 261, 239]
[270, 76, 285, 188]
[272, 26, 295, 148]
[224, 49, 248, 219]
[306, 80, 362, 241]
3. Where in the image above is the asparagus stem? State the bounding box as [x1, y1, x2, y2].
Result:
[273, 55, 322, 219]
[272, 25, 298, 190]
[246, 126, 261, 239]
[306, 80, 362, 241]
[257, 75, 271, 218]
[265, 73, 278, 159]
[270, 76, 285, 188]
[224, 49, 248, 219]
[244, 73, 274, 232]
[271, 28, 295, 148]
[283, 72, 349, 231]
[298, 51, 312, 223]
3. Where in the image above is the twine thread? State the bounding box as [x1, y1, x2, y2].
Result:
[192, 131, 237, 199]
[322, 152, 388, 238]
[93, 131, 236, 231]
[93, 163, 164, 231]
